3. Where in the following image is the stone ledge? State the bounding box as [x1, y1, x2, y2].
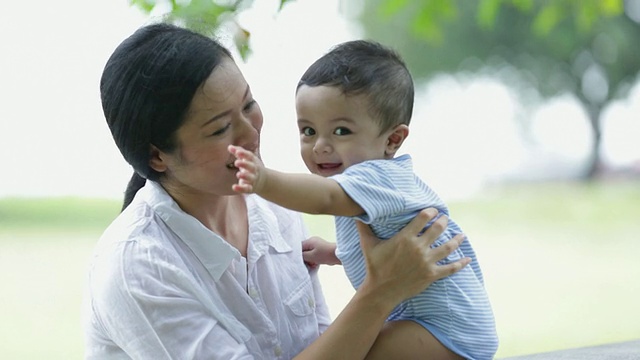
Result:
[501, 340, 640, 360]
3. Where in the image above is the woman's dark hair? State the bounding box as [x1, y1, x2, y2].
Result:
[100, 23, 232, 211]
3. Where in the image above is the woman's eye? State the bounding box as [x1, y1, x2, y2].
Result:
[334, 127, 352, 136]
[211, 123, 231, 136]
[301, 127, 316, 136]
[243, 100, 257, 112]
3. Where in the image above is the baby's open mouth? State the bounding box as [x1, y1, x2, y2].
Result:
[318, 163, 341, 170]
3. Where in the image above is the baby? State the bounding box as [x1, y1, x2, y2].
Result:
[229, 40, 498, 359]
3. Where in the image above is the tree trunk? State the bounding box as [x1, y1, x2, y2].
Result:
[584, 103, 603, 179]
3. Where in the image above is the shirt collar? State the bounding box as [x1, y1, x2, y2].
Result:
[139, 181, 240, 281]
[246, 195, 292, 264]
[395, 153, 412, 164]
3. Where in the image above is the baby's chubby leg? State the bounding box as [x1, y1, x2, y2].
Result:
[365, 320, 464, 360]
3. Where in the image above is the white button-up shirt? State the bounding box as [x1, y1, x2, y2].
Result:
[83, 181, 331, 359]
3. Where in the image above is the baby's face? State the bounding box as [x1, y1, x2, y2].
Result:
[295, 85, 388, 177]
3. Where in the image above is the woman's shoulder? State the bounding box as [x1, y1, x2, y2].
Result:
[90, 201, 184, 286]
[98, 200, 166, 250]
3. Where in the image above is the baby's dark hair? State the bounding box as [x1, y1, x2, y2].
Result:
[297, 40, 414, 134]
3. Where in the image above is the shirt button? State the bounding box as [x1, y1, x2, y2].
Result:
[248, 288, 259, 299]
[307, 298, 315, 308]
[274, 345, 283, 357]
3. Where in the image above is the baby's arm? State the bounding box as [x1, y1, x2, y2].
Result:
[228, 145, 363, 216]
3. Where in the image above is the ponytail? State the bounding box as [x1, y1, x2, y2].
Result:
[122, 172, 147, 212]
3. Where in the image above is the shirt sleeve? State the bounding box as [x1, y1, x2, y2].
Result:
[331, 161, 407, 224]
[89, 238, 254, 360]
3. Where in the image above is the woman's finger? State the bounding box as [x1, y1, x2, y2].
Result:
[432, 257, 471, 280]
[425, 233, 463, 260]
[400, 208, 439, 239]
[434, 233, 466, 257]
[418, 212, 448, 247]
[355, 219, 378, 255]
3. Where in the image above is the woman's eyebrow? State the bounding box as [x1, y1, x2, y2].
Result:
[201, 85, 250, 128]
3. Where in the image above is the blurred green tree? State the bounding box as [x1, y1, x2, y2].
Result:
[130, 0, 640, 178]
[357, 0, 640, 178]
[129, 0, 295, 60]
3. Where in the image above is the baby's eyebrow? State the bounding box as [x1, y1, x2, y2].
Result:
[330, 117, 357, 125]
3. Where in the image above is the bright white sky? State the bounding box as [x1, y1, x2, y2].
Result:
[1, 0, 638, 200]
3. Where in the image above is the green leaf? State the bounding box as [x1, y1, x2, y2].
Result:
[599, 0, 623, 16]
[169, 0, 236, 32]
[412, 5, 442, 43]
[130, 0, 157, 13]
[510, 0, 533, 12]
[439, 0, 456, 19]
[380, 0, 410, 17]
[576, 3, 597, 33]
[532, 3, 564, 36]
[234, 26, 252, 61]
[279, 0, 296, 11]
[478, 0, 502, 29]
[407, 0, 457, 44]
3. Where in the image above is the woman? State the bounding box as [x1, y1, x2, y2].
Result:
[83, 23, 469, 359]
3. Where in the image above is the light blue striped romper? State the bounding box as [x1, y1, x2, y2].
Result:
[331, 154, 498, 360]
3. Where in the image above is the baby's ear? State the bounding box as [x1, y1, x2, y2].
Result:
[384, 124, 409, 158]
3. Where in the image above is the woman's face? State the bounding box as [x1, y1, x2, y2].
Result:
[153, 57, 263, 200]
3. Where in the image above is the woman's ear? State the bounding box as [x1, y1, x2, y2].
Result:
[384, 124, 409, 158]
[149, 144, 168, 173]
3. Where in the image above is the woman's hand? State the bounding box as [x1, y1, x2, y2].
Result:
[357, 208, 470, 307]
[302, 236, 341, 268]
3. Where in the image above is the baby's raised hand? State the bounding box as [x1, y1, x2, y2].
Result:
[228, 145, 266, 194]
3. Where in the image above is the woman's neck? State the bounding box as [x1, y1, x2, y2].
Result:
[166, 188, 250, 257]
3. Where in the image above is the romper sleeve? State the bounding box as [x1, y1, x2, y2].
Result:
[88, 238, 254, 360]
[330, 161, 407, 224]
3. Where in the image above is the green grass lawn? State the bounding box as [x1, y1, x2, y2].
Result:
[304, 181, 640, 357]
[0, 198, 121, 359]
[451, 181, 640, 357]
[0, 180, 638, 359]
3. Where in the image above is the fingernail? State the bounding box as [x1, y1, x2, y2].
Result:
[425, 208, 438, 217]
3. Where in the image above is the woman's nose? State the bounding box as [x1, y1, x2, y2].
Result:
[236, 116, 260, 151]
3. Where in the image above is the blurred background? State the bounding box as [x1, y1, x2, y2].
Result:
[0, 0, 638, 358]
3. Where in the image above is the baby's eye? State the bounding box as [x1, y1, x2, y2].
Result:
[301, 127, 316, 136]
[334, 127, 352, 136]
